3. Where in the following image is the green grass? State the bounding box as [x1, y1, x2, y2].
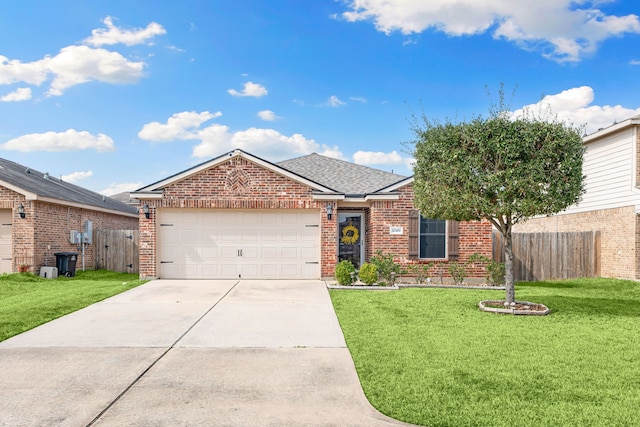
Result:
[0, 269, 147, 342]
[330, 278, 640, 427]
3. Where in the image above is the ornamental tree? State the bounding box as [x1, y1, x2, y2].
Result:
[410, 108, 585, 303]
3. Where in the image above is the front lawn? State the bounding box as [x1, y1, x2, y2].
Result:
[0, 270, 146, 341]
[330, 278, 640, 427]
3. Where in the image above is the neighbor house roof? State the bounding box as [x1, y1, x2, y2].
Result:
[277, 153, 408, 195]
[0, 158, 138, 216]
[583, 113, 640, 143]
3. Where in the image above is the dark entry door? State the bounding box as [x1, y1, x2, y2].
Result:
[338, 213, 364, 268]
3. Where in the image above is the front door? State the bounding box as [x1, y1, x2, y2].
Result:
[338, 212, 364, 268]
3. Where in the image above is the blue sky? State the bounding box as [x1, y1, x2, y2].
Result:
[1, 0, 640, 195]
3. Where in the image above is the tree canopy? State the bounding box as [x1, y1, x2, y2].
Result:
[410, 109, 585, 302]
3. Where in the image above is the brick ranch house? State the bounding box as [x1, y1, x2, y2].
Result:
[514, 114, 640, 280]
[132, 149, 492, 281]
[0, 158, 139, 274]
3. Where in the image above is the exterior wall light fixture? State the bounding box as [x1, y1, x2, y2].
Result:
[143, 203, 150, 219]
[326, 203, 333, 220]
[17, 203, 25, 219]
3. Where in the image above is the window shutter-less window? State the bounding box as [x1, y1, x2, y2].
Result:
[447, 220, 460, 260]
[408, 210, 419, 259]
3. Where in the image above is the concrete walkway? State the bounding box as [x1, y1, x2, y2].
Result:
[0, 280, 415, 426]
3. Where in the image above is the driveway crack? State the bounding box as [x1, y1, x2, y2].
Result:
[85, 280, 241, 427]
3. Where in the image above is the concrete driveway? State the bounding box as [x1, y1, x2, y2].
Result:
[0, 280, 414, 427]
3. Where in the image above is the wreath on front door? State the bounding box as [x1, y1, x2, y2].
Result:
[341, 222, 359, 245]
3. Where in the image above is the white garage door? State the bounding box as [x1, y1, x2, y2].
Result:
[158, 209, 320, 279]
[0, 210, 11, 274]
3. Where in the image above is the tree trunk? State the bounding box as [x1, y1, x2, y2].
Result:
[504, 229, 515, 303]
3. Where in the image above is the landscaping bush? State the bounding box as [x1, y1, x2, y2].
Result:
[335, 260, 356, 285]
[448, 261, 466, 285]
[407, 262, 433, 284]
[468, 253, 506, 285]
[358, 262, 378, 285]
[370, 251, 402, 285]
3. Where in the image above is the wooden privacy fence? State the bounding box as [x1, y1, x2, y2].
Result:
[94, 229, 139, 274]
[493, 231, 601, 281]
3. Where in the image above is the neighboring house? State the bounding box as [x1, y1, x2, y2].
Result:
[0, 158, 139, 274]
[514, 114, 640, 280]
[132, 149, 492, 280]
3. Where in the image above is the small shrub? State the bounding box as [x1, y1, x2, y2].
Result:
[448, 262, 466, 286]
[358, 263, 378, 285]
[335, 260, 356, 285]
[468, 253, 505, 285]
[370, 251, 402, 285]
[407, 263, 433, 284]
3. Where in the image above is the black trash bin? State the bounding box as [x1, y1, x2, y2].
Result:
[54, 252, 78, 277]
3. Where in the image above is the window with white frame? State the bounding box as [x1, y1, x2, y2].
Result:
[419, 217, 446, 259]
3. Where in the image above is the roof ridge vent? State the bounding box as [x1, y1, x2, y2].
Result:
[44, 172, 49, 180]
[25, 168, 30, 173]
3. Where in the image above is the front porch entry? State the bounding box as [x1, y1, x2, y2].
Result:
[338, 212, 364, 269]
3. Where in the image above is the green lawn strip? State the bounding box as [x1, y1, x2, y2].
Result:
[330, 278, 640, 427]
[0, 270, 147, 341]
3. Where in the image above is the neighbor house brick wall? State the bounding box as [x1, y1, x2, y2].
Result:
[0, 183, 137, 274]
[513, 206, 637, 280]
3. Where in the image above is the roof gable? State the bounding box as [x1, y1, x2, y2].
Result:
[134, 149, 336, 195]
[0, 158, 137, 216]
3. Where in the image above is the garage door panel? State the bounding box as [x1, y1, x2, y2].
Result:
[282, 230, 297, 241]
[159, 209, 320, 279]
[242, 229, 259, 242]
[301, 247, 317, 259]
[221, 247, 238, 258]
[281, 247, 297, 259]
[260, 264, 277, 277]
[202, 264, 218, 276]
[221, 263, 239, 277]
[261, 247, 277, 258]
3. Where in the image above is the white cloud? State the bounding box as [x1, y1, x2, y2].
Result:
[192, 127, 321, 160]
[84, 16, 166, 47]
[139, 110, 340, 162]
[631, 59, 640, 65]
[511, 86, 640, 134]
[1, 129, 115, 152]
[99, 181, 145, 196]
[0, 55, 50, 86]
[349, 96, 367, 103]
[257, 110, 280, 121]
[47, 45, 145, 96]
[327, 95, 346, 107]
[1, 87, 32, 102]
[138, 111, 222, 141]
[61, 170, 93, 183]
[0, 17, 158, 96]
[227, 81, 268, 97]
[353, 150, 414, 174]
[341, 0, 640, 62]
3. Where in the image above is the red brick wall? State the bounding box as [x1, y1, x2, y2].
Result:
[0, 185, 138, 273]
[138, 158, 493, 280]
[365, 184, 493, 279]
